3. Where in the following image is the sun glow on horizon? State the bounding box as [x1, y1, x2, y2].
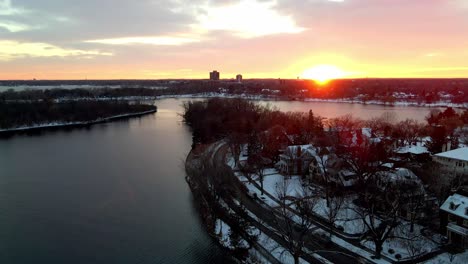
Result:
[301, 65, 346, 84]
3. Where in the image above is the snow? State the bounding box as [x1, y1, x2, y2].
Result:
[396, 143, 429, 155]
[215, 220, 249, 250]
[256, 232, 308, 264]
[303, 97, 468, 108]
[377, 168, 424, 186]
[281, 144, 316, 159]
[440, 193, 468, 220]
[434, 147, 468, 161]
[237, 172, 304, 207]
[325, 232, 391, 264]
[424, 250, 468, 264]
[263, 174, 304, 198]
[312, 196, 367, 235]
[229, 144, 441, 263]
[361, 222, 440, 262]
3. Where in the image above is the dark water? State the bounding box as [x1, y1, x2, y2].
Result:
[0, 98, 434, 264]
[0, 98, 230, 264]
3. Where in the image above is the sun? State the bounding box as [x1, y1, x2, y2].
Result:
[301, 65, 346, 84]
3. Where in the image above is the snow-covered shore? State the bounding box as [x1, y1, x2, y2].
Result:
[159, 93, 468, 108]
[0, 109, 157, 133]
[303, 98, 468, 108]
[4, 92, 467, 108]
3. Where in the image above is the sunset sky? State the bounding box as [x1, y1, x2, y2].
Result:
[1, 0, 468, 80]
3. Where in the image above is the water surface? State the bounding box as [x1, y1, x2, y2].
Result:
[0, 98, 229, 264]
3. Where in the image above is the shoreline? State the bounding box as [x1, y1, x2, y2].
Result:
[154, 93, 468, 109]
[4, 94, 467, 109]
[0, 109, 157, 133]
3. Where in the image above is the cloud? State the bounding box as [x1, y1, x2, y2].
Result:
[194, 0, 305, 38]
[86, 35, 200, 46]
[0, 40, 112, 61]
[0, 20, 32, 32]
[0, 0, 25, 15]
[80, 0, 305, 47]
[5, 0, 196, 43]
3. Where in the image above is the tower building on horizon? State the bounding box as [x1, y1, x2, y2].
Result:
[236, 74, 242, 83]
[210, 70, 220, 81]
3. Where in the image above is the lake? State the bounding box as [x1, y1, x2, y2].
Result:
[260, 100, 439, 122]
[0, 98, 435, 263]
[0, 98, 231, 264]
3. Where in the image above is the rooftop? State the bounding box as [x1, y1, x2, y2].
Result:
[434, 147, 468, 161]
[441, 193, 468, 220]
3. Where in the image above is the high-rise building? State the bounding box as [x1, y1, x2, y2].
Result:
[209, 70, 220, 81]
[236, 74, 242, 83]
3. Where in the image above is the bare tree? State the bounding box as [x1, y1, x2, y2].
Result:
[311, 135, 333, 194]
[249, 154, 270, 195]
[366, 112, 396, 137]
[395, 119, 426, 146]
[400, 228, 429, 259]
[325, 194, 345, 238]
[353, 180, 404, 259]
[274, 179, 319, 264]
[227, 132, 245, 168]
[425, 163, 463, 205]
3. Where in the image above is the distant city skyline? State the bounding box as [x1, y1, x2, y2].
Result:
[1, 0, 468, 80]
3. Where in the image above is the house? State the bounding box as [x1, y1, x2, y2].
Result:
[308, 153, 358, 187]
[440, 193, 468, 249]
[395, 140, 431, 162]
[433, 147, 468, 180]
[261, 125, 294, 151]
[330, 127, 379, 147]
[276, 145, 315, 175]
[376, 168, 438, 220]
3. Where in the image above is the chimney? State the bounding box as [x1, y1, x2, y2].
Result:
[447, 141, 452, 152]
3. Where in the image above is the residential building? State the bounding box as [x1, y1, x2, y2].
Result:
[276, 145, 315, 175]
[309, 154, 358, 187]
[433, 147, 468, 179]
[440, 193, 468, 249]
[377, 168, 437, 220]
[395, 141, 431, 162]
[210, 70, 220, 81]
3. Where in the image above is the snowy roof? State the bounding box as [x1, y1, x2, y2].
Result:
[434, 147, 468, 161]
[362, 128, 373, 138]
[396, 143, 429, 155]
[283, 144, 316, 159]
[441, 194, 468, 220]
[377, 168, 422, 185]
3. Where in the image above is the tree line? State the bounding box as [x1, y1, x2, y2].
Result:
[0, 100, 156, 129]
[2, 77, 468, 103]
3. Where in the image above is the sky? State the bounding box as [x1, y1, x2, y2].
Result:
[0, 0, 467, 80]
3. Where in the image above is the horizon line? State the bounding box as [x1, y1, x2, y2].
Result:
[2, 77, 468, 82]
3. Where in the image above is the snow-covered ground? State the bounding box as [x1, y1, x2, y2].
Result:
[255, 231, 308, 264]
[215, 219, 249, 250]
[360, 221, 440, 261]
[326, 232, 391, 264]
[424, 250, 468, 264]
[304, 98, 468, 108]
[234, 169, 304, 207]
[313, 196, 367, 235]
